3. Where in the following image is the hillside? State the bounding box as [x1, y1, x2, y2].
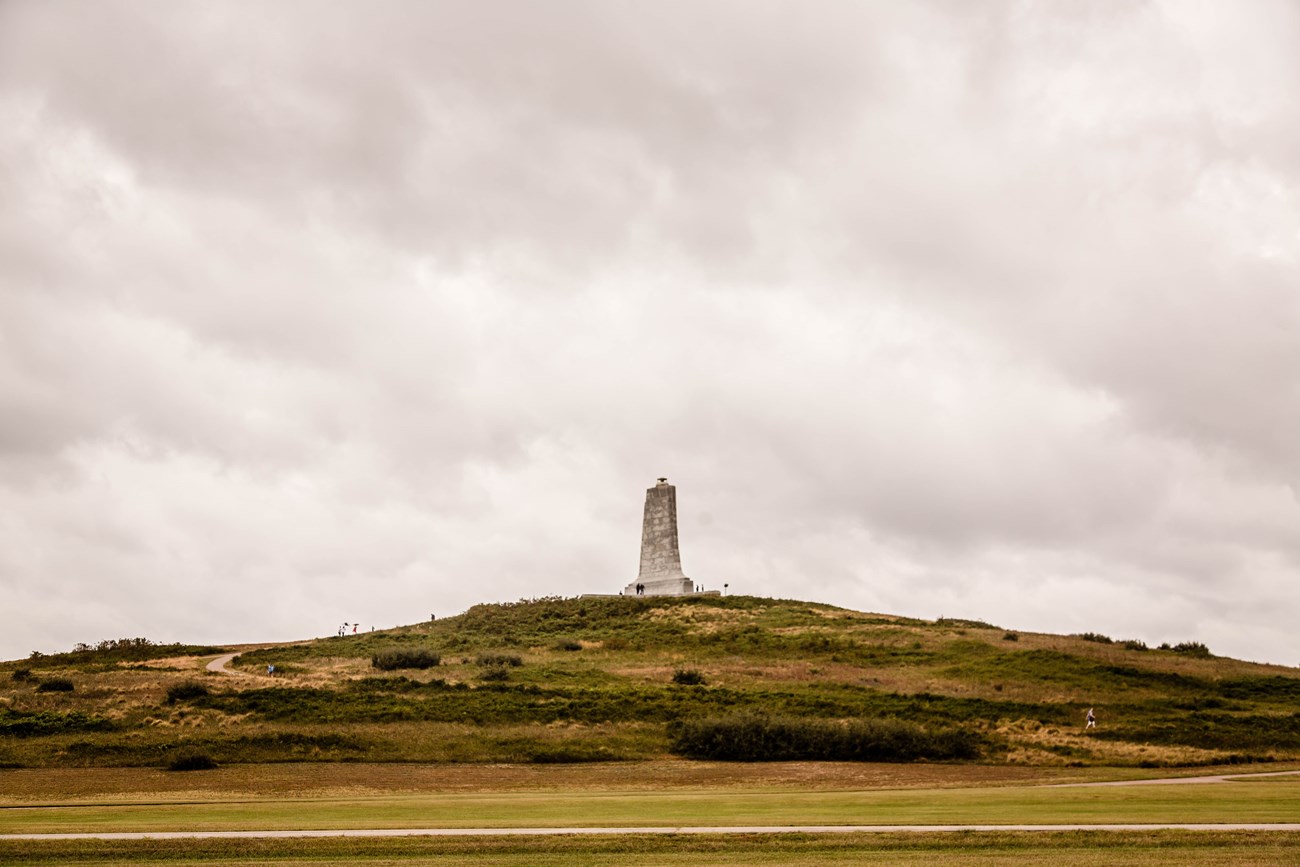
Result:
[3, 595, 1300, 770]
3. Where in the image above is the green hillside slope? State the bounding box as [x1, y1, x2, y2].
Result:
[3, 596, 1299, 769]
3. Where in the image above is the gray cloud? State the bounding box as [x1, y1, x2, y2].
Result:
[2, 1, 1298, 664]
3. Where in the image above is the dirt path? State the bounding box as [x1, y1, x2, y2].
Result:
[7, 823, 1300, 841]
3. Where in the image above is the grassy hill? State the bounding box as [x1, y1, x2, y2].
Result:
[3, 595, 1300, 770]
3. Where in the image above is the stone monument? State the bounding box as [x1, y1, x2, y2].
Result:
[623, 477, 696, 597]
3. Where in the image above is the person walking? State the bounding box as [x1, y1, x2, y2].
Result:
[1086, 707, 1096, 729]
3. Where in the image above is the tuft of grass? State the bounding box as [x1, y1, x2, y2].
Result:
[476, 653, 523, 667]
[36, 678, 74, 692]
[165, 682, 210, 704]
[166, 750, 218, 771]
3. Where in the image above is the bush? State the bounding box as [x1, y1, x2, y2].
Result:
[1172, 641, 1211, 658]
[1002, 632, 1019, 642]
[166, 682, 210, 704]
[167, 750, 218, 771]
[36, 678, 74, 692]
[1122, 639, 1148, 651]
[11, 668, 32, 682]
[475, 653, 523, 667]
[0, 710, 113, 737]
[480, 666, 511, 682]
[672, 669, 707, 685]
[670, 713, 984, 762]
[371, 648, 441, 671]
[1075, 633, 1113, 644]
[555, 640, 583, 652]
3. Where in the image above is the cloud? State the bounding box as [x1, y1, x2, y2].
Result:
[1, 1, 1298, 664]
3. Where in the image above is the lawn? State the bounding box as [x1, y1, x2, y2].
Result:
[3, 831, 1299, 866]
[3, 765, 1299, 835]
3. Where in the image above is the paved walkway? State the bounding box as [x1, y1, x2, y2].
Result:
[204, 653, 242, 675]
[8, 823, 1300, 840]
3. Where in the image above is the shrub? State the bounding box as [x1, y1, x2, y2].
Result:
[1002, 632, 1019, 642]
[11, 668, 32, 682]
[475, 653, 523, 667]
[36, 678, 74, 692]
[1075, 633, 1113, 644]
[555, 640, 583, 652]
[0, 710, 113, 737]
[670, 713, 983, 762]
[166, 682, 210, 704]
[672, 669, 707, 686]
[371, 648, 440, 671]
[167, 750, 218, 771]
[1122, 639, 1148, 651]
[935, 618, 998, 630]
[480, 666, 511, 682]
[1171, 641, 1211, 657]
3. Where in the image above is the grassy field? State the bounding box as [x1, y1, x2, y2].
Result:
[3, 763, 1299, 835]
[4, 595, 1300, 770]
[5, 762, 1298, 863]
[5, 831, 1300, 866]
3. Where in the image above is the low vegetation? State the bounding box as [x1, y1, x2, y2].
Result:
[0, 596, 1295, 769]
[370, 648, 440, 671]
[35, 678, 74, 693]
[166, 749, 218, 771]
[670, 713, 983, 761]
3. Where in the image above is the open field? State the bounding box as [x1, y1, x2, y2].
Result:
[5, 762, 1299, 863]
[4, 830, 1300, 866]
[6, 598, 1300, 861]
[3, 763, 1300, 835]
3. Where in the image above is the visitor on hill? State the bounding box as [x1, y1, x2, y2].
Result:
[1086, 707, 1096, 729]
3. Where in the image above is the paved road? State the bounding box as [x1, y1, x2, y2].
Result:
[8, 824, 1300, 840]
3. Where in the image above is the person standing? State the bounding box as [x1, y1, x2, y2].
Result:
[1086, 707, 1096, 729]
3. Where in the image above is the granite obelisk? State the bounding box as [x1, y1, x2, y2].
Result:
[624, 477, 694, 596]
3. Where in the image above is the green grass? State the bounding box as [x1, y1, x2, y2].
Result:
[3, 831, 1298, 866]
[5, 595, 1300, 769]
[1, 831, 1298, 866]
[5, 775, 1300, 834]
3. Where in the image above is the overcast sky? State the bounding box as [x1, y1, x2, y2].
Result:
[2, 1, 1298, 665]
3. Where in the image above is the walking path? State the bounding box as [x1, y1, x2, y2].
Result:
[1051, 769, 1300, 788]
[204, 653, 242, 676]
[8, 823, 1300, 840]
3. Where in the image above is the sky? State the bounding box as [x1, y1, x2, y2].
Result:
[2, 1, 1298, 665]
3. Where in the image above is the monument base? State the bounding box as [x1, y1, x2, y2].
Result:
[623, 575, 696, 597]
